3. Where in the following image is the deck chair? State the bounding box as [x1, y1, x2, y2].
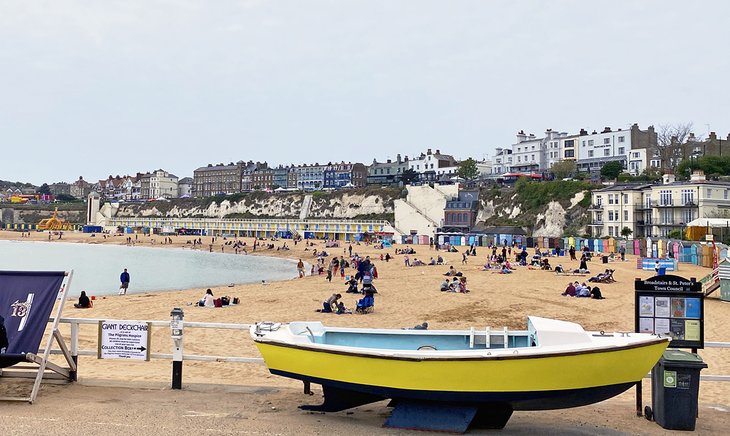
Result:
[0, 271, 75, 403]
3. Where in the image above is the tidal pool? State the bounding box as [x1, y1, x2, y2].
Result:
[0, 240, 297, 296]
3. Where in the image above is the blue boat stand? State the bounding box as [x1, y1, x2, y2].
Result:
[299, 382, 513, 433]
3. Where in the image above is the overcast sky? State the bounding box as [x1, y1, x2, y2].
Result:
[1, 0, 728, 185]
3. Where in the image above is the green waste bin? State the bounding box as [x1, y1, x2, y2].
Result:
[651, 350, 707, 430]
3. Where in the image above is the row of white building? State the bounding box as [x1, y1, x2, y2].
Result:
[492, 123, 658, 176]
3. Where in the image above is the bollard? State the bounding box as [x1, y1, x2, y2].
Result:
[170, 308, 184, 389]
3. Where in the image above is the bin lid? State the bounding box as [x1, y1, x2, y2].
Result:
[661, 350, 708, 369]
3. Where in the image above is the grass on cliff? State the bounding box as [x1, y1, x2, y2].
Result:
[515, 178, 594, 209]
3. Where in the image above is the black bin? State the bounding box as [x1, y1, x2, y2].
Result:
[651, 350, 707, 430]
[602, 255, 608, 264]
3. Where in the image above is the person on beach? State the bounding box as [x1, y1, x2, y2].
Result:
[74, 291, 92, 308]
[321, 293, 342, 313]
[119, 268, 130, 295]
[561, 282, 576, 297]
[297, 259, 305, 278]
[200, 289, 215, 307]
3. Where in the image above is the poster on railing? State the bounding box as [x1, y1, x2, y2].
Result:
[634, 275, 704, 349]
[98, 320, 151, 361]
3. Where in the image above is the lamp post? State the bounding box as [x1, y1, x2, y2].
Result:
[170, 307, 184, 389]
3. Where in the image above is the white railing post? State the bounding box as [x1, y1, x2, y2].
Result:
[70, 321, 79, 381]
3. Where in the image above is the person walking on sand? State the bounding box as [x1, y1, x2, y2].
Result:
[297, 259, 305, 278]
[119, 268, 130, 295]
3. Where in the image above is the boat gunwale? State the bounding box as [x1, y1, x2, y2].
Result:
[253, 335, 669, 362]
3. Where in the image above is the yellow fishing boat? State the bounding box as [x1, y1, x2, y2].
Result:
[251, 317, 668, 431]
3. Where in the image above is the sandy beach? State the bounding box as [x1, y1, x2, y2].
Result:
[2, 229, 729, 434]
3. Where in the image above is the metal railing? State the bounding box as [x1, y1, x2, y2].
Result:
[46, 317, 730, 383]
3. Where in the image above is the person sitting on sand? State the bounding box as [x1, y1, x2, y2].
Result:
[576, 282, 591, 297]
[449, 277, 460, 291]
[554, 264, 564, 273]
[200, 289, 215, 307]
[335, 301, 352, 314]
[74, 291, 92, 308]
[436, 255, 444, 265]
[561, 282, 576, 297]
[321, 293, 342, 313]
[345, 277, 359, 293]
[541, 258, 551, 271]
[444, 266, 457, 276]
[428, 257, 436, 266]
[458, 277, 469, 293]
[440, 278, 451, 292]
[590, 286, 605, 299]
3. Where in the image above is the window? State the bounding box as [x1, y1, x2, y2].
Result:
[565, 139, 574, 148]
[725, 190, 729, 200]
[608, 194, 615, 205]
[683, 209, 694, 224]
[532, 146, 535, 151]
[662, 209, 673, 225]
[582, 141, 586, 147]
[595, 195, 602, 206]
[681, 189, 694, 205]
[623, 194, 629, 204]
[565, 149, 575, 158]
[608, 211, 614, 221]
[624, 210, 629, 221]
[707, 188, 712, 198]
[588, 150, 594, 157]
[531, 154, 535, 161]
[659, 191, 672, 206]
[588, 140, 594, 146]
[604, 149, 611, 156]
[633, 152, 639, 158]
[517, 156, 521, 163]
[619, 136, 625, 143]
[604, 138, 610, 145]
[618, 147, 625, 154]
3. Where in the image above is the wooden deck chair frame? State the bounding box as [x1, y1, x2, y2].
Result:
[0, 271, 75, 403]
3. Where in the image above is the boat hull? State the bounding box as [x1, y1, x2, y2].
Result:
[254, 339, 668, 411]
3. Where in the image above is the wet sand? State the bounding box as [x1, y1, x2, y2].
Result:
[1, 230, 728, 434]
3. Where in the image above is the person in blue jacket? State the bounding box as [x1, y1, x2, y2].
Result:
[119, 268, 130, 295]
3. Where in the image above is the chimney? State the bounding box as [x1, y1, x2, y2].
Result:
[691, 170, 706, 182]
[386, 159, 391, 163]
[516, 131, 527, 142]
[528, 133, 536, 140]
[436, 149, 440, 155]
[602, 127, 612, 133]
[710, 132, 717, 141]
[397, 153, 401, 163]
[662, 173, 676, 185]
[427, 148, 432, 155]
[579, 129, 588, 136]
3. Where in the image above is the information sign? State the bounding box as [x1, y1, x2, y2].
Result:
[635, 275, 704, 349]
[97, 320, 151, 360]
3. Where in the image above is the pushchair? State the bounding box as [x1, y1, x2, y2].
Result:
[356, 293, 375, 314]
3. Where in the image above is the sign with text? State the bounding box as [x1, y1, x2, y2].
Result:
[97, 320, 151, 360]
[635, 275, 704, 349]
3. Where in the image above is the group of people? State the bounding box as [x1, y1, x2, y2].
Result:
[439, 276, 469, 293]
[561, 281, 604, 299]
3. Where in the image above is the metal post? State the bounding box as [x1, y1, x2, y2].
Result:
[70, 321, 79, 382]
[170, 308, 184, 390]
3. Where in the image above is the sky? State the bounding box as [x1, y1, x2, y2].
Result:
[1, 0, 729, 185]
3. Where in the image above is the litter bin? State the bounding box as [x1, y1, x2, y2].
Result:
[650, 350, 707, 430]
[602, 255, 608, 264]
[658, 267, 667, 276]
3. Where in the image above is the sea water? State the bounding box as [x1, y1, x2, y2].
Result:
[0, 240, 297, 296]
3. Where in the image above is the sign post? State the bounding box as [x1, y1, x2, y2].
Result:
[634, 274, 704, 417]
[97, 320, 151, 361]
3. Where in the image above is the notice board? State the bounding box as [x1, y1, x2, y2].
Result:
[635, 275, 704, 349]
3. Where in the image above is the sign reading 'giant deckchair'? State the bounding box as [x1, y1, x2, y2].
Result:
[0, 270, 74, 403]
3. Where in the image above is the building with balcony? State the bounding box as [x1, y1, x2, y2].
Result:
[590, 171, 730, 238]
[367, 155, 409, 185]
[293, 163, 327, 191]
[140, 169, 178, 200]
[323, 162, 368, 189]
[576, 124, 656, 175]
